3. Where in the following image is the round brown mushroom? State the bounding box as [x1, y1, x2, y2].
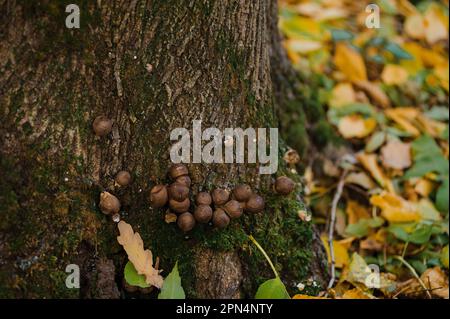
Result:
[99, 191, 120, 215]
[92, 115, 112, 137]
[175, 175, 191, 187]
[194, 205, 213, 223]
[275, 176, 295, 195]
[212, 208, 230, 228]
[233, 184, 252, 202]
[223, 200, 243, 219]
[169, 198, 190, 213]
[211, 188, 230, 206]
[177, 212, 196, 232]
[196, 192, 212, 206]
[115, 170, 131, 187]
[149, 185, 168, 208]
[168, 183, 190, 202]
[169, 164, 189, 179]
[245, 194, 265, 213]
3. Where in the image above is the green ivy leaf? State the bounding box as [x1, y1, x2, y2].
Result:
[124, 261, 150, 288]
[345, 217, 385, 238]
[255, 277, 290, 299]
[158, 262, 185, 299]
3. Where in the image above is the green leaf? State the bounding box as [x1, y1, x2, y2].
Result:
[330, 29, 353, 41]
[255, 277, 290, 299]
[158, 262, 185, 299]
[385, 42, 412, 60]
[424, 106, 449, 121]
[124, 261, 150, 288]
[388, 223, 433, 244]
[365, 131, 386, 152]
[436, 177, 449, 213]
[345, 217, 385, 238]
[441, 245, 449, 269]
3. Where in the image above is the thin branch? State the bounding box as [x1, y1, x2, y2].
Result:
[394, 255, 432, 299]
[327, 169, 348, 290]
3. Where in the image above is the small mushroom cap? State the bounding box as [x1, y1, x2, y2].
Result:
[223, 200, 243, 219]
[169, 197, 190, 213]
[196, 192, 212, 206]
[245, 194, 265, 213]
[115, 170, 131, 187]
[99, 191, 121, 215]
[175, 175, 191, 187]
[169, 164, 189, 179]
[168, 183, 190, 202]
[93, 115, 112, 137]
[194, 205, 213, 223]
[211, 188, 230, 206]
[275, 176, 295, 195]
[212, 208, 230, 228]
[177, 212, 196, 232]
[149, 184, 168, 208]
[233, 184, 252, 202]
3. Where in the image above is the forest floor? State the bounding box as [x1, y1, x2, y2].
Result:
[279, 0, 449, 299]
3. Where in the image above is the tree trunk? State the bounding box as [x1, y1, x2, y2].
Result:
[0, 0, 328, 298]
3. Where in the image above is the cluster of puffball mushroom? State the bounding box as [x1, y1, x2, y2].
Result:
[149, 164, 296, 232]
[92, 115, 297, 229]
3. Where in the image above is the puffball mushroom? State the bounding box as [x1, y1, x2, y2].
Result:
[92, 115, 112, 137]
[149, 185, 168, 208]
[99, 191, 120, 215]
[177, 212, 196, 232]
[211, 188, 230, 206]
[275, 176, 295, 195]
[194, 205, 213, 223]
[115, 170, 131, 187]
[212, 208, 230, 228]
[245, 194, 265, 213]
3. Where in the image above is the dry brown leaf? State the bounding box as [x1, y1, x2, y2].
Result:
[370, 192, 421, 223]
[404, 14, 425, 40]
[338, 115, 377, 139]
[421, 267, 449, 299]
[165, 212, 178, 224]
[117, 221, 164, 288]
[380, 140, 412, 170]
[381, 64, 409, 85]
[354, 80, 391, 108]
[345, 171, 377, 189]
[424, 5, 448, 45]
[333, 43, 367, 83]
[357, 153, 395, 193]
[341, 287, 375, 299]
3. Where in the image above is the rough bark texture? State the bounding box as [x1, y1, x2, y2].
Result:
[0, 0, 328, 298]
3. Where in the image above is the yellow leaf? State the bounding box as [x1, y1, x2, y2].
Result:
[346, 200, 371, 225]
[370, 192, 421, 223]
[357, 153, 395, 192]
[345, 171, 376, 190]
[284, 38, 322, 54]
[338, 115, 377, 139]
[380, 140, 412, 170]
[292, 294, 329, 299]
[321, 235, 350, 268]
[416, 114, 447, 137]
[117, 221, 164, 288]
[341, 288, 375, 299]
[381, 64, 409, 85]
[334, 43, 367, 82]
[385, 107, 421, 137]
[404, 14, 425, 40]
[420, 267, 449, 299]
[413, 178, 435, 197]
[400, 42, 425, 75]
[424, 5, 448, 45]
[329, 82, 356, 108]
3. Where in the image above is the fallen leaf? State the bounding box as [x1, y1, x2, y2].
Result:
[354, 80, 391, 108]
[338, 115, 377, 138]
[321, 235, 350, 268]
[415, 198, 442, 221]
[370, 192, 421, 223]
[341, 287, 375, 299]
[441, 245, 449, 269]
[357, 153, 395, 192]
[380, 140, 412, 170]
[413, 178, 435, 197]
[381, 64, 409, 85]
[420, 267, 449, 299]
[404, 14, 425, 40]
[346, 200, 371, 225]
[334, 43, 367, 82]
[385, 107, 420, 137]
[292, 294, 329, 299]
[329, 82, 356, 108]
[165, 212, 178, 224]
[345, 171, 377, 189]
[117, 221, 164, 288]
[424, 5, 448, 45]
[285, 38, 322, 54]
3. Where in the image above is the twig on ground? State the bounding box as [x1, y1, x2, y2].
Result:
[394, 255, 432, 299]
[327, 169, 348, 291]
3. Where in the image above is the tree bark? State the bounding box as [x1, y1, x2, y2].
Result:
[0, 0, 328, 298]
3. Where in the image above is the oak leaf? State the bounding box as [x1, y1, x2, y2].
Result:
[117, 221, 164, 288]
